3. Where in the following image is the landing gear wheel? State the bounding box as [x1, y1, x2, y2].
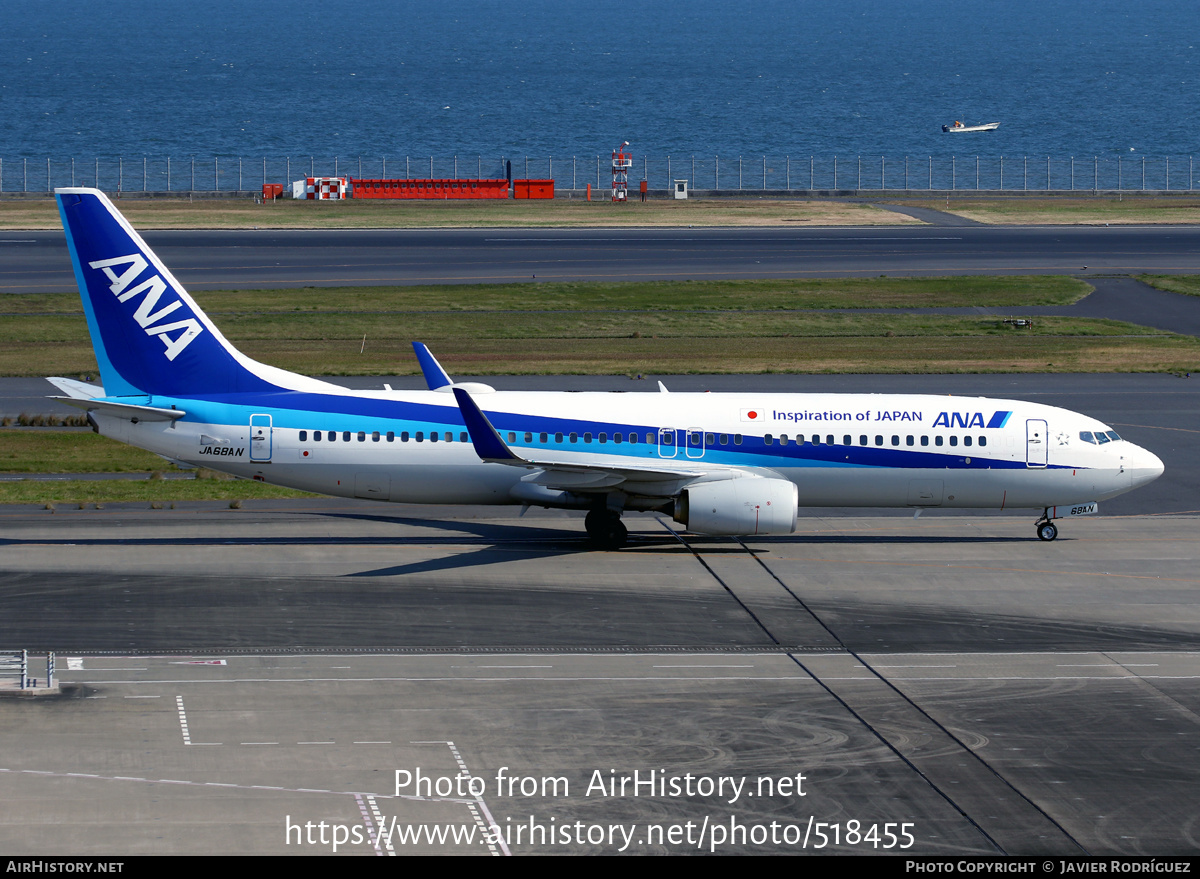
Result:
[585, 509, 627, 549]
[584, 509, 604, 537]
[1037, 521, 1058, 542]
[604, 520, 628, 549]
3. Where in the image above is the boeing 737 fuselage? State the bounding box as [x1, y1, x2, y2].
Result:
[48, 189, 1164, 546]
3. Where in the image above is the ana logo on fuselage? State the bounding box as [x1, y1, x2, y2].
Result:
[88, 254, 204, 361]
[932, 411, 1013, 429]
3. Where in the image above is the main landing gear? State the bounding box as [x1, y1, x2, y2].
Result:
[1035, 509, 1059, 542]
[585, 507, 628, 549]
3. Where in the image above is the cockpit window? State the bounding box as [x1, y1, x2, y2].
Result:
[1079, 431, 1095, 444]
[1095, 431, 1110, 444]
[1106, 430, 1121, 442]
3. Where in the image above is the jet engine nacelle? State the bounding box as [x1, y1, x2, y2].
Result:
[673, 478, 798, 535]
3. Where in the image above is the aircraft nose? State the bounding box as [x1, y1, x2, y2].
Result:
[1128, 446, 1165, 487]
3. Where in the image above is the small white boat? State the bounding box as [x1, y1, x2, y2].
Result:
[942, 121, 1000, 133]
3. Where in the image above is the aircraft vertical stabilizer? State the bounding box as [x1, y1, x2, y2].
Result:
[54, 188, 314, 397]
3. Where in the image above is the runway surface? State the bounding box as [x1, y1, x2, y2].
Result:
[5, 225, 1200, 293]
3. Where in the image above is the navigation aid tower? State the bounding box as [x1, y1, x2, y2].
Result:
[612, 141, 631, 202]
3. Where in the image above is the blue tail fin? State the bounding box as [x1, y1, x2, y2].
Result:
[56, 188, 282, 397]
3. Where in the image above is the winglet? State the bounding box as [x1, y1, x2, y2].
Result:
[451, 388, 526, 464]
[412, 342, 453, 390]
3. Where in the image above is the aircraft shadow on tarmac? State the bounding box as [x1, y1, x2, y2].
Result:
[0, 512, 1041, 587]
[320, 513, 1036, 579]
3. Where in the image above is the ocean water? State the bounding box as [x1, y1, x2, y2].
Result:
[1, 0, 1195, 163]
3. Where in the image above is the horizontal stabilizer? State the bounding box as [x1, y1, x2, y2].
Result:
[46, 376, 105, 400]
[48, 396, 186, 422]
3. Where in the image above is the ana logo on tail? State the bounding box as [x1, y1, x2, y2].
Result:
[88, 254, 204, 361]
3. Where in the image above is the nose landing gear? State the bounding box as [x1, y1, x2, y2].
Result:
[1035, 510, 1059, 541]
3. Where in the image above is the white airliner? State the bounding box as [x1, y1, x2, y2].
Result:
[48, 188, 1163, 546]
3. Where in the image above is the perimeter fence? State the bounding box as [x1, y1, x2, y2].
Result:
[0, 154, 1195, 194]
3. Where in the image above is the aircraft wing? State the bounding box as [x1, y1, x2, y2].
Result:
[451, 387, 742, 495]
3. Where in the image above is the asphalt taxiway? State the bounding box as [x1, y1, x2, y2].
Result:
[1, 506, 1198, 855]
[1, 370, 1198, 855]
[2, 221, 1199, 854]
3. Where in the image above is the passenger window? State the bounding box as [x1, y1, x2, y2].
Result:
[875, 436, 883, 446]
[328, 432, 336, 443]
[555, 433, 564, 442]
[826, 435, 834, 445]
[860, 435, 868, 446]
[525, 432, 533, 443]
[935, 436, 943, 447]
[416, 432, 424, 442]
[891, 435, 899, 446]
[920, 435, 929, 446]
[430, 432, 438, 443]
[779, 435, 788, 446]
[584, 433, 593, 443]
[313, 431, 322, 442]
[950, 436, 958, 447]
[599, 433, 607, 443]
[843, 435, 851, 445]
[905, 435, 913, 446]
[507, 432, 516, 443]
[764, 435, 774, 445]
[570, 433, 578, 443]
[812, 434, 820, 445]
[646, 433, 654, 443]
[401, 431, 410, 442]
[964, 436, 972, 447]
[613, 433, 622, 443]
[299, 430, 308, 442]
[343, 431, 351, 442]
[372, 431, 380, 442]
[720, 434, 729, 445]
[460, 432, 468, 442]
[706, 433, 715, 444]
[387, 432, 395, 442]
[978, 436, 986, 447]
[540, 433, 548, 443]
[734, 434, 742, 445]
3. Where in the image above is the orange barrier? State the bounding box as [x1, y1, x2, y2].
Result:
[513, 179, 554, 199]
[350, 178, 509, 199]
